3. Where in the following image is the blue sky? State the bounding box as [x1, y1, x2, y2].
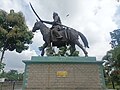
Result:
[0, 0, 120, 72]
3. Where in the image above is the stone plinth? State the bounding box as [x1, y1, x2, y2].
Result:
[22, 56, 106, 90]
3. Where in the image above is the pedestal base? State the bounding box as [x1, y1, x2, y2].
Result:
[22, 56, 106, 90]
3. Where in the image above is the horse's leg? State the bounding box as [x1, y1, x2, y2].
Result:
[74, 40, 88, 57]
[41, 43, 48, 56]
[70, 44, 76, 56]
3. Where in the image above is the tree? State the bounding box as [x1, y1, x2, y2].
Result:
[0, 63, 5, 73]
[110, 29, 120, 48]
[17, 73, 24, 81]
[0, 9, 33, 63]
[112, 46, 120, 68]
[111, 70, 120, 87]
[6, 70, 19, 81]
[102, 50, 115, 89]
[111, 46, 120, 87]
[103, 47, 120, 88]
[102, 29, 120, 88]
[0, 69, 23, 81]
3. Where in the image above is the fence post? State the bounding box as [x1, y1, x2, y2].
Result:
[0, 82, 3, 90]
[13, 81, 15, 90]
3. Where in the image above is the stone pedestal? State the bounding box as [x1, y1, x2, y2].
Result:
[22, 56, 106, 90]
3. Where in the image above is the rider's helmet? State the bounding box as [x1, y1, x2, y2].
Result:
[53, 12, 58, 19]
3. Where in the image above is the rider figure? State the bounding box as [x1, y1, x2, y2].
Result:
[42, 12, 63, 39]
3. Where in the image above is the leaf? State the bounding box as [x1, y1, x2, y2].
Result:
[0, 9, 33, 62]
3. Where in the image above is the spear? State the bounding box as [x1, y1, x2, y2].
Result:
[29, 2, 42, 21]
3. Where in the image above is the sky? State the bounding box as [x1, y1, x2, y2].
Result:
[0, 0, 120, 72]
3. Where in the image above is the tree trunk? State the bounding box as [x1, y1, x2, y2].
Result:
[111, 80, 115, 89]
[0, 48, 6, 63]
[0, 39, 7, 63]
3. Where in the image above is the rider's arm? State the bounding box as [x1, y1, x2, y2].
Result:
[42, 20, 54, 25]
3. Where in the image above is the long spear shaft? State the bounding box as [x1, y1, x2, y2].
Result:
[29, 2, 70, 29]
[29, 2, 42, 21]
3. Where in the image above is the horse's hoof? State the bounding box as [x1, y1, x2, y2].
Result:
[41, 53, 44, 56]
[85, 51, 88, 57]
[85, 54, 88, 57]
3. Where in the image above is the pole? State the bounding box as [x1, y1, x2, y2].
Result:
[13, 81, 15, 90]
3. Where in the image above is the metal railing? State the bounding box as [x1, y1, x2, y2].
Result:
[0, 81, 22, 90]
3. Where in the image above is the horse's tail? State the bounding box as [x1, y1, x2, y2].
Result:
[78, 31, 89, 48]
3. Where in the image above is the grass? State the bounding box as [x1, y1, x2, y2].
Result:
[106, 82, 120, 89]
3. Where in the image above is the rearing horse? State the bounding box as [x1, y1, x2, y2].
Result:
[32, 20, 89, 56]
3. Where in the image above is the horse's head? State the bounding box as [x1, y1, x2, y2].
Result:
[32, 20, 42, 32]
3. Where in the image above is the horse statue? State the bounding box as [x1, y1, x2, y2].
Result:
[30, 3, 89, 57]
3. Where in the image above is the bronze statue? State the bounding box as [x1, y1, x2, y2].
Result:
[42, 12, 63, 39]
[30, 3, 89, 57]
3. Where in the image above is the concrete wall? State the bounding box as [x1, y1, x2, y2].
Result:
[23, 57, 106, 90]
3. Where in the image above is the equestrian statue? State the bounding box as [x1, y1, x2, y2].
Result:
[30, 3, 89, 57]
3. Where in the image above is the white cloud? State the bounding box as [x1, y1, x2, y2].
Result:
[3, 49, 37, 72]
[0, 0, 120, 72]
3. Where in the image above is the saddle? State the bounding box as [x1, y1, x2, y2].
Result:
[50, 28, 68, 47]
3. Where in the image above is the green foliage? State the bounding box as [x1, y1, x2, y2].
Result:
[0, 63, 5, 72]
[0, 9, 7, 25]
[112, 46, 120, 69]
[103, 29, 120, 88]
[58, 46, 67, 56]
[0, 70, 23, 81]
[111, 46, 120, 86]
[45, 46, 79, 56]
[110, 29, 120, 48]
[6, 70, 18, 81]
[103, 46, 120, 88]
[45, 47, 55, 56]
[111, 70, 120, 85]
[58, 46, 79, 56]
[0, 9, 33, 62]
